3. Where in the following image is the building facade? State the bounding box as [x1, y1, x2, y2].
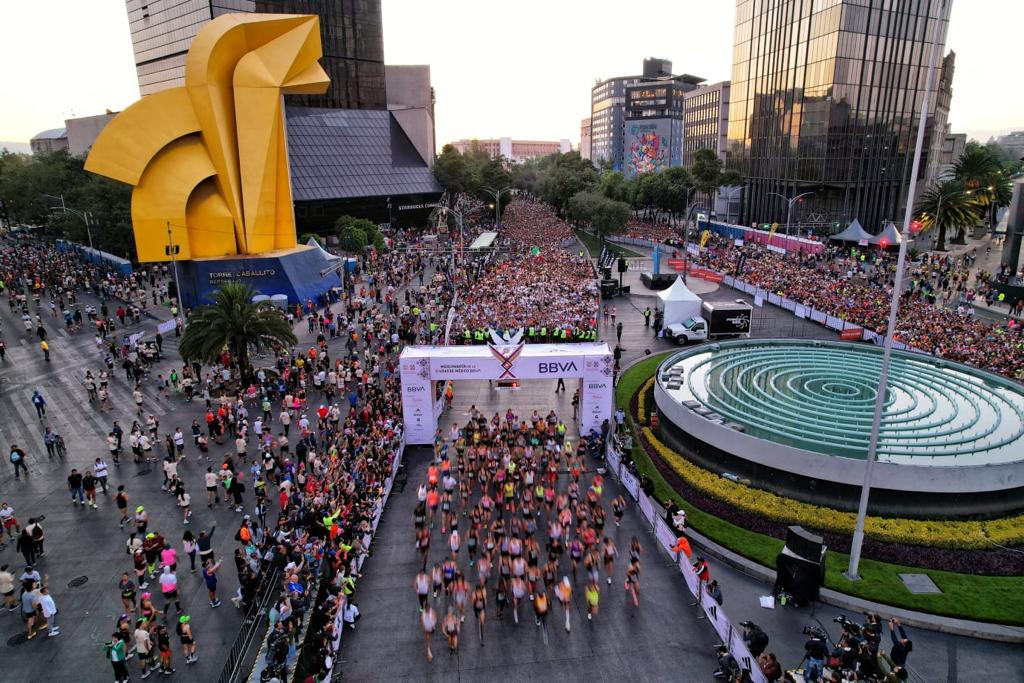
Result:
[683, 81, 731, 166]
[385, 65, 436, 166]
[580, 118, 592, 160]
[254, 0, 386, 109]
[125, 0, 386, 109]
[592, 59, 705, 173]
[29, 128, 68, 155]
[727, 0, 952, 234]
[995, 131, 1024, 159]
[448, 138, 571, 163]
[126, 0, 254, 96]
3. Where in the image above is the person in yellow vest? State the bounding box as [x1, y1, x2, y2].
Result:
[41, 340, 50, 362]
[539, 326, 547, 342]
[463, 329, 471, 345]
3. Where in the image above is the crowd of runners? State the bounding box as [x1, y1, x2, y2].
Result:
[413, 407, 639, 661]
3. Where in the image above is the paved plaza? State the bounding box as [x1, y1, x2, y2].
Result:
[0, 257, 1020, 683]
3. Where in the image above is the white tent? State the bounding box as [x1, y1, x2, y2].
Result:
[658, 276, 703, 326]
[306, 236, 341, 261]
[830, 219, 872, 243]
[870, 221, 902, 247]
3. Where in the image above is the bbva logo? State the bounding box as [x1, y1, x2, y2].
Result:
[405, 385, 427, 393]
[538, 361, 578, 374]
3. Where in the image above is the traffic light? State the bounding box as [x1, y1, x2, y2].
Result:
[910, 220, 923, 234]
[878, 238, 890, 249]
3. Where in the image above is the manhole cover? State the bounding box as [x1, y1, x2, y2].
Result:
[134, 468, 152, 477]
[68, 576, 89, 588]
[898, 573, 942, 594]
[7, 632, 28, 646]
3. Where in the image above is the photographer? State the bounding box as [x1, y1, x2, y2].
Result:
[801, 627, 828, 682]
[740, 621, 769, 658]
[713, 644, 739, 680]
[888, 619, 913, 668]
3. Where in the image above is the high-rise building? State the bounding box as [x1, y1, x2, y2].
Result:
[995, 131, 1024, 159]
[683, 81, 731, 166]
[255, 0, 386, 109]
[385, 65, 436, 166]
[727, 0, 953, 233]
[126, 0, 255, 96]
[125, 0, 386, 109]
[591, 59, 704, 173]
[580, 118, 592, 160]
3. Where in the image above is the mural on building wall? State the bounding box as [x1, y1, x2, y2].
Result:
[624, 121, 670, 177]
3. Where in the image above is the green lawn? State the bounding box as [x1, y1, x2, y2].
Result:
[616, 353, 1024, 625]
[573, 229, 643, 258]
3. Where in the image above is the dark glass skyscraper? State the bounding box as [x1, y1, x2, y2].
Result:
[726, 0, 951, 233]
[255, 0, 386, 109]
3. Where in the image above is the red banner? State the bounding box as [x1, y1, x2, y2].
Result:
[840, 327, 863, 341]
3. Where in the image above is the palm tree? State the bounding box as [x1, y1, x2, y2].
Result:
[179, 282, 297, 380]
[953, 144, 1010, 235]
[913, 180, 978, 252]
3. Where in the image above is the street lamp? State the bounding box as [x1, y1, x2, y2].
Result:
[43, 193, 94, 250]
[766, 190, 814, 239]
[844, 0, 950, 582]
[681, 186, 699, 284]
[481, 186, 512, 228]
[166, 221, 187, 332]
[721, 186, 743, 224]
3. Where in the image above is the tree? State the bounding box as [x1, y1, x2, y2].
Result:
[532, 152, 598, 216]
[567, 190, 630, 247]
[298, 232, 322, 246]
[433, 144, 471, 195]
[690, 149, 741, 218]
[598, 171, 636, 205]
[0, 149, 134, 257]
[953, 142, 1011, 236]
[913, 180, 978, 252]
[179, 282, 297, 379]
[336, 214, 384, 253]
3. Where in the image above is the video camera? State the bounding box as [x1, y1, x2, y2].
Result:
[802, 625, 827, 640]
[833, 614, 863, 641]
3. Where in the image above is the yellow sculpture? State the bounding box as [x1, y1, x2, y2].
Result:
[85, 14, 329, 262]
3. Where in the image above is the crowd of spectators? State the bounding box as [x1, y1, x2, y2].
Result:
[691, 235, 1024, 380]
[622, 220, 678, 243]
[451, 200, 599, 339]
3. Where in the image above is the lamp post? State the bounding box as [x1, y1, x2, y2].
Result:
[844, 0, 950, 582]
[680, 186, 699, 284]
[766, 190, 814, 239]
[721, 186, 743, 224]
[43, 193, 94, 251]
[481, 186, 512, 228]
[166, 221, 186, 332]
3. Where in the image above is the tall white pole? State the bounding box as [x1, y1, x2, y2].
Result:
[167, 221, 186, 333]
[845, 0, 949, 581]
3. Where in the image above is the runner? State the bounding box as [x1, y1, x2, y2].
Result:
[420, 604, 437, 663]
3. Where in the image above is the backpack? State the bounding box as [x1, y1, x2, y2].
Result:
[9, 451, 20, 463]
[31, 525, 43, 540]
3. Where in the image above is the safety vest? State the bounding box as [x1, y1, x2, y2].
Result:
[557, 422, 566, 435]
[475, 330, 484, 341]
[528, 327, 535, 337]
[429, 322, 438, 332]
[463, 329, 471, 340]
[540, 327, 547, 337]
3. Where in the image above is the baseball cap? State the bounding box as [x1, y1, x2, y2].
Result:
[179, 615, 190, 624]
[136, 506, 145, 513]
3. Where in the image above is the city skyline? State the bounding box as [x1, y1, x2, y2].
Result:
[1, 0, 1022, 153]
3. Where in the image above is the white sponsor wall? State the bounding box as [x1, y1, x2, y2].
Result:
[400, 343, 614, 444]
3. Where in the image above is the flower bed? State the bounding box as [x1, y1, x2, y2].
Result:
[634, 378, 1024, 574]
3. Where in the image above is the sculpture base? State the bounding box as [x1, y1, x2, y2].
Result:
[175, 246, 342, 309]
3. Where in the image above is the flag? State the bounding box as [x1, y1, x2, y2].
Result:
[700, 230, 711, 247]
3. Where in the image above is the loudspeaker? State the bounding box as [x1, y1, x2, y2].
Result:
[775, 551, 825, 604]
[786, 525, 826, 563]
[617, 257, 628, 273]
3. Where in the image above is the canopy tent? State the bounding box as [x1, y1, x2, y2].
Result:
[871, 221, 902, 247]
[307, 236, 341, 261]
[830, 219, 872, 243]
[658, 276, 702, 326]
[469, 231, 498, 251]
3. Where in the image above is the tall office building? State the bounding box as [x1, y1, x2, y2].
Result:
[255, 0, 386, 109]
[127, 0, 254, 96]
[126, 0, 386, 109]
[683, 81, 731, 166]
[727, 0, 952, 233]
[591, 58, 703, 173]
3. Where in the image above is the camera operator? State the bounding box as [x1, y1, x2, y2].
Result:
[713, 644, 739, 680]
[862, 613, 882, 655]
[740, 621, 769, 658]
[801, 626, 828, 682]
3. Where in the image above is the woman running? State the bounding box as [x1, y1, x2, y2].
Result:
[602, 537, 617, 585]
[421, 605, 437, 662]
[472, 584, 487, 645]
[585, 580, 600, 621]
[554, 576, 573, 632]
[443, 607, 460, 654]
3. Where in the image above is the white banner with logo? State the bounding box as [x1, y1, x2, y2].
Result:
[619, 467, 640, 498]
[157, 319, 177, 335]
[400, 343, 613, 445]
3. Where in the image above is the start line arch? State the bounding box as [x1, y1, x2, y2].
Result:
[400, 342, 615, 444]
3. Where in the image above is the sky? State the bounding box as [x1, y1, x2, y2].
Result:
[1, 0, 1022, 153]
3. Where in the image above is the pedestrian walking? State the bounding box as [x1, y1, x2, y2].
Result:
[0, 502, 21, 539]
[107, 632, 130, 683]
[182, 531, 198, 573]
[177, 614, 197, 664]
[616, 320, 623, 342]
[159, 566, 182, 615]
[17, 530, 36, 565]
[9, 444, 28, 479]
[116, 486, 130, 529]
[94, 458, 110, 494]
[32, 389, 46, 419]
[202, 559, 223, 607]
[26, 518, 44, 557]
[38, 585, 59, 636]
[134, 619, 155, 679]
[155, 622, 175, 675]
[119, 572, 138, 613]
[83, 469, 99, 509]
